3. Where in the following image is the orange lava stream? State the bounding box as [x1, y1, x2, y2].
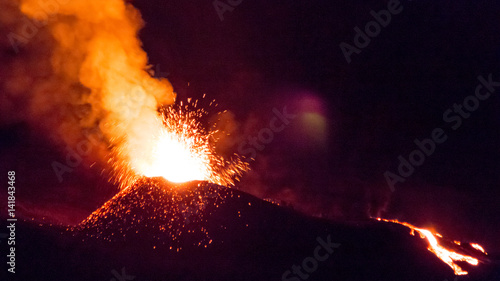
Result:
[377, 218, 485, 275]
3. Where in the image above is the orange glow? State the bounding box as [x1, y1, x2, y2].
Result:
[130, 106, 211, 183]
[377, 218, 486, 275]
[470, 243, 487, 254]
[131, 104, 248, 186]
[75, 178, 234, 251]
[140, 128, 209, 182]
[19, 0, 247, 187]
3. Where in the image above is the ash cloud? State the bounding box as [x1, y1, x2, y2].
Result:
[0, 0, 176, 186]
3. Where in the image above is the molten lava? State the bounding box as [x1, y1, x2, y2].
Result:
[377, 218, 487, 275]
[142, 129, 209, 182]
[470, 243, 487, 254]
[129, 103, 248, 186]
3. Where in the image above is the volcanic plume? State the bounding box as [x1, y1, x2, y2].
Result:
[1, 0, 246, 187]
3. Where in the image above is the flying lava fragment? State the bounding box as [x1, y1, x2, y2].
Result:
[75, 177, 232, 250]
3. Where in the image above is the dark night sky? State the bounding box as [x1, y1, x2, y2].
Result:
[1, 0, 499, 253]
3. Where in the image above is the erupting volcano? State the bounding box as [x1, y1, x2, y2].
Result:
[3, 0, 498, 280]
[75, 177, 231, 251]
[14, 0, 247, 189]
[128, 102, 248, 187]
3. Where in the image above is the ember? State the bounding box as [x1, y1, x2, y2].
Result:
[75, 177, 233, 250]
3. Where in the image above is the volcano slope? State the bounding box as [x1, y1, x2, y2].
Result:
[9, 177, 499, 281]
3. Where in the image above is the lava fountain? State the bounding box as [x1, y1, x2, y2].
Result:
[17, 0, 247, 247]
[74, 102, 248, 250]
[17, 0, 247, 187]
[129, 102, 248, 187]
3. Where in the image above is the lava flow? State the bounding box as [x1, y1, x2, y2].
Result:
[376, 218, 488, 275]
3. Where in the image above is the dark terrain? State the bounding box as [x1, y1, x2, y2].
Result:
[6, 179, 499, 281]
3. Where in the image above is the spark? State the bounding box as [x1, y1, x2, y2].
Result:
[73, 178, 234, 250]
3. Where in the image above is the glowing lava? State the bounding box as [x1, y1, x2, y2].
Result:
[75, 177, 230, 251]
[17, 0, 247, 188]
[128, 103, 248, 186]
[130, 106, 211, 184]
[377, 218, 487, 275]
[470, 243, 487, 254]
[142, 129, 209, 182]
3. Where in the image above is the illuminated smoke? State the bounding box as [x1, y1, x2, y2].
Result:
[1, 0, 245, 187]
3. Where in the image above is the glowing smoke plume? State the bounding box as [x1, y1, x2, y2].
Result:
[1, 0, 246, 187]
